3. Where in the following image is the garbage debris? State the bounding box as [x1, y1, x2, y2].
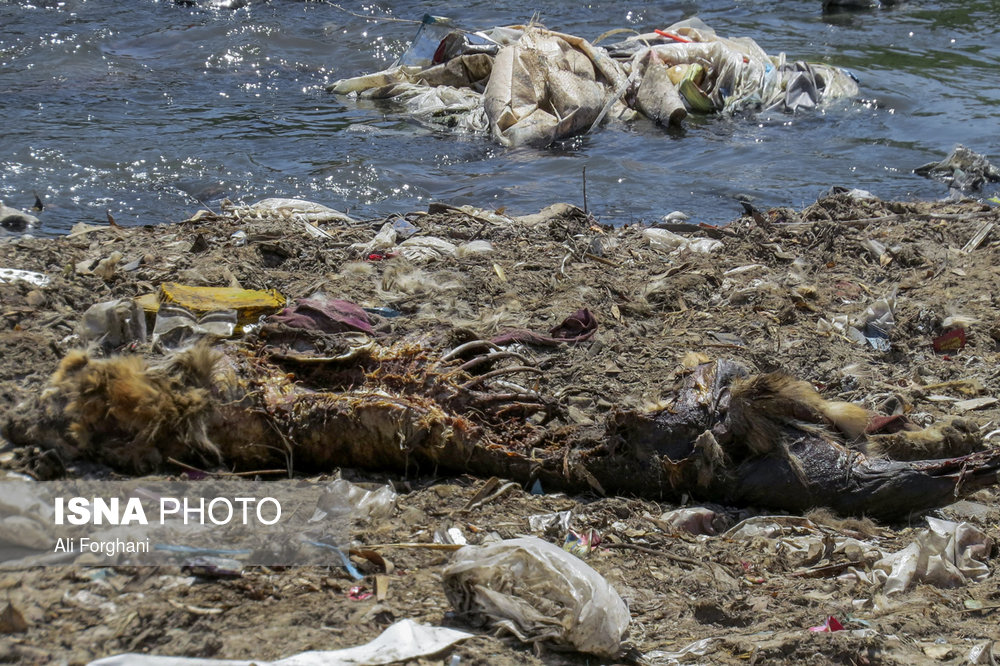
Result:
[151, 304, 236, 350]
[309, 478, 397, 526]
[347, 585, 373, 601]
[725, 516, 875, 570]
[915, 145, 1000, 193]
[847, 517, 992, 594]
[442, 536, 630, 657]
[238, 197, 358, 225]
[180, 556, 244, 579]
[87, 619, 474, 665]
[398, 235, 458, 262]
[528, 510, 572, 533]
[808, 616, 845, 633]
[150, 283, 286, 329]
[818, 290, 896, 350]
[563, 528, 601, 557]
[0, 267, 49, 287]
[644, 227, 723, 255]
[265, 296, 374, 335]
[933, 327, 966, 353]
[659, 507, 727, 536]
[330, 17, 858, 147]
[491, 308, 598, 346]
[2, 192, 1000, 664]
[78, 299, 148, 350]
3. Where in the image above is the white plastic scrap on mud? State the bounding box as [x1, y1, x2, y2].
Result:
[442, 536, 630, 658]
[330, 16, 859, 147]
[87, 619, 473, 666]
[847, 517, 993, 595]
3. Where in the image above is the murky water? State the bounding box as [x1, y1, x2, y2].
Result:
[1, 0, 998, 234]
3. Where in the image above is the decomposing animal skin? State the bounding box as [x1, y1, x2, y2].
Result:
[4, 342, 998, 521]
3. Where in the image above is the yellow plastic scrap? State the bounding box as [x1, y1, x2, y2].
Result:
[138, 283, 286, 328]
[678, 64, 714, 112]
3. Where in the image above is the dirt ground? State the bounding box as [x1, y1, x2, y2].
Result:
[1, 193, 999, 664]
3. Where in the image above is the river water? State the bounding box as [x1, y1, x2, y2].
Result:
[1, 0, 998, 234]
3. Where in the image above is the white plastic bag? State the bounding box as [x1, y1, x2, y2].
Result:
[443, 536, 630, 657]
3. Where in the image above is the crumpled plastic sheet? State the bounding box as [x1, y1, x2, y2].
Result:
[725, 516, 875, 569]
[86, 619, 473, 666]
[308, 478, 397, 534]
[266, 296, 374, 335]
[0, 267, 49, 287]
[484, 27, 627, 147]
[152, 304, 235, 351]
[78, 298, 148, 350]
[442, 536, 630, 657]
[528, 510, 572, 533]
[397, 236, 458, 262]
[846, 517, 993, 595]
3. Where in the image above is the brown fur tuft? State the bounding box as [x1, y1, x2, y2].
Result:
[50, 345, 224, 473]
[867, 418, 983, 461]
[729, 372, 868, 451]
[805, 507, 880, 538]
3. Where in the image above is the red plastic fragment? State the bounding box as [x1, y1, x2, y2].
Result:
[809, 616, 845, 633]
[933, 328, 966, 353]
[347, 586, 373, 601]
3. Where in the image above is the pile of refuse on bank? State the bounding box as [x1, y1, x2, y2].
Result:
[2, 192, 1000, 664]
[329, 16, 859, 146]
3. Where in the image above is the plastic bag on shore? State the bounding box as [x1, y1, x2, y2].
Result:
[397, 236, 457, 262]
[725, 516, 875, 569]
[659, 507, 726, 536]
[847, 517, 992, 595]
[78, 299, 148, 350]
[442, 536, 630, 657]
[643, 227, 723, 254]
[309, 478, 397, 527]
[240, 198, 358, 225]
[152, 304, 236, 351]
[87, 619, 473, 666]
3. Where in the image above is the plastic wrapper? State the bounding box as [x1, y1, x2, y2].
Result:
[152, 304, 236, 350]
[442, 536, 630, 657]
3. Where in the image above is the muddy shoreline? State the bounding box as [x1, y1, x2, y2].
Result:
[1, 194, 999, 664]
